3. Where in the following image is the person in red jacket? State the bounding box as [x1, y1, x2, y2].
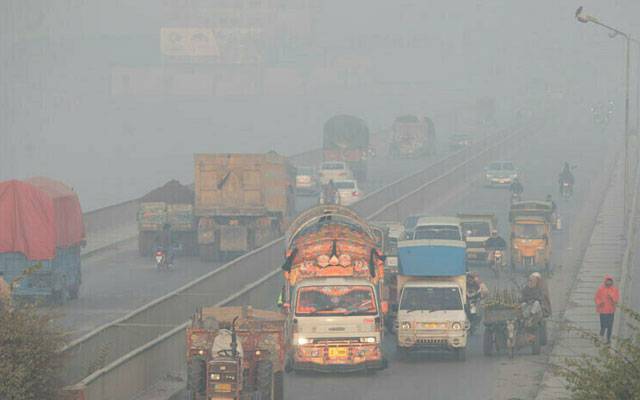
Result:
[594, 275, 620, 344]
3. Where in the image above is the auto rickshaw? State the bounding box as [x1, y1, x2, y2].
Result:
[509, 201, 553, 273]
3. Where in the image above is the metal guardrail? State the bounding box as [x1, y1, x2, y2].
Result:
[614, 157, 640, 339]
[63, 120, 535, 399]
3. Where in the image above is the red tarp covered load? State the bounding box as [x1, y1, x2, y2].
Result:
[0, 178, 85, 261]
[0, 180, 56, 260]
[25, 177, 85, 249]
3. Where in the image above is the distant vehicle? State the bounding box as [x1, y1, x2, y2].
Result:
[389, 115, 436, 158]
[484, 161, 519, 187]
[195, 153, 296, 262]
[334, 179, 363, 206]
[458, 213, 497, 263]
[295, 166, 319, 195]
[412, 216, 463, 241]
[449, 134, 473, 151]
[323, 115, 371, 181]
[402, 214, 429, 239]
[318, 161, 353, 185]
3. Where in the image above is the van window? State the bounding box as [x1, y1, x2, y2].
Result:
[400, 287, 463, 311]
[413, 225, 461, 240]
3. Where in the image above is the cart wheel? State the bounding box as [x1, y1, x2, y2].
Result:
[483, 329, 494, 356]
[532, 327, 542, 355]
[540, 320, 548, 346]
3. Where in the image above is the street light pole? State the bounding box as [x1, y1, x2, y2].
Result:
[576, 7, 636, 221]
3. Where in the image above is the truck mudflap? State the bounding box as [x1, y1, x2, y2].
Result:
[293, 344, 385, 372]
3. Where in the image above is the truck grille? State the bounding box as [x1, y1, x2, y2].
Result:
[416, 338, 448, 345]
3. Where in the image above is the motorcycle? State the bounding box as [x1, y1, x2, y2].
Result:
[560, 181, 573, 199]
[467, 292, 482, 334]
[154, 248, 170, 271]
[510, 192, 522, 204]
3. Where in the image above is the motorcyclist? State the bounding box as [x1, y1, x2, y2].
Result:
[510, 178, 524, 196]
[467, 272, 489, 301]
[155, 223, 175, 266]
[485, 230, 506, 251]
[323, 180, 338, 204]
[559, 162, 575, 195]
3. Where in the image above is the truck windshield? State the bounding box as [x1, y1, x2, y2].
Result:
[295, 285, 377, 317]
[514, 223, 545, 239]
[461, 222, 490, 237]
[400, 287, 463, 311]
[413, 225, 461, 240]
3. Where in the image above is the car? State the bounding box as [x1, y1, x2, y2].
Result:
[333, 179, 362, 206]
[295, 166, 319, 195]
[449, 134, 473, 151]
[484, 161, 519, 187]
[318, 161, 353, 185]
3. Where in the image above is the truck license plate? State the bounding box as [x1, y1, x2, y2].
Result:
[423, 323, 442, 329]
[328, 347, 348, 358]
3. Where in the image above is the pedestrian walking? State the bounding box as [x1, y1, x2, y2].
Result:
[594, 275, 620, 344]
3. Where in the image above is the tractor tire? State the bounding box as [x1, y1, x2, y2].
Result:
[483, 329, 494, 356]
[273, 371, 284, 400]
[256, 360, 273, 400]
[187, 359, 206, 397]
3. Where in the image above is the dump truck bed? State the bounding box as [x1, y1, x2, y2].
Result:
[194, 153, 295, 217]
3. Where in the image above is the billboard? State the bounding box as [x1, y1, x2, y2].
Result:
[161, 28, 219, 57]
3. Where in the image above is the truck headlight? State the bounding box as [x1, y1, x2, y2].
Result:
[401, 322, 412, 330]
[451, 322, 463, 330]
[210, 373, 221, 381]
[360, 337, 377, 343]
[297, 337, 312, 345]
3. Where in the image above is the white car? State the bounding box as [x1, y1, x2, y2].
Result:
[318, 161, 353, 185]
[334, 179, 363, 206]
[484, 161, 519, 187]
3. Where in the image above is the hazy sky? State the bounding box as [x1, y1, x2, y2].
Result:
[1, 0, 638, 210]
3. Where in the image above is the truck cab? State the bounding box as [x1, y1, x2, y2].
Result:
[290, 277, 385, 372]
[395, 239, 468, 360]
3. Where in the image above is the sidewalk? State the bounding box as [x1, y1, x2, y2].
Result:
[535, 160, 625, 399]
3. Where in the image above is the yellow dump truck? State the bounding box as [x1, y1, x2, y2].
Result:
[195, 152, 296, 261]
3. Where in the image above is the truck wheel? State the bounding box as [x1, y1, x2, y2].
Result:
[199, 244, 216, 262]
[273, 371, 284, 400]
[187, 359, 206, 396]
[455, 347, 466, 361]
[483, 329, 494, 356]
[256, 360, 273, 400]
[69, 284, 79, 300]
